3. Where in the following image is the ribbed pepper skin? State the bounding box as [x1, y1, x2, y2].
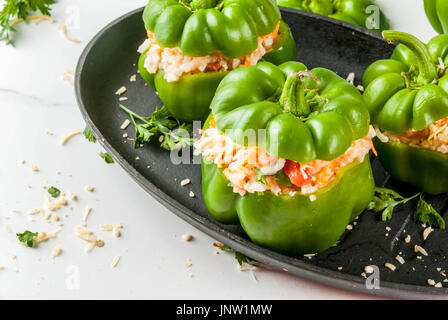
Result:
[139, 1, 297, 121]
[144, 0, 281, 58]
[363, 31, 448, 195]
[202, 156, 374, 255]
[424, 0, 448, 34]
[200, 61, 374, 255]
[374, 138, 448, 195]
[277, 0, 389, 33]
[211, 61, 370, 162]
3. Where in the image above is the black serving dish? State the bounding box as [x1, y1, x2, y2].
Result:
[75, 6, 448, 299]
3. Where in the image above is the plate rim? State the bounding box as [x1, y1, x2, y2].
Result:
[74, 6, 448, 300]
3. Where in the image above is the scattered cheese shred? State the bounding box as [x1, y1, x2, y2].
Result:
[51, 246, 62, 258]
[111, 255, 121, 268]
[115, 86, 127, 96]
[82, 206, 91, 223]
[57, 23, 81, 43]
[60, 130, 81, 146]
[414, 245, 428, 256]
[35, 230, 60, 244]
[120, 119, 131, 130]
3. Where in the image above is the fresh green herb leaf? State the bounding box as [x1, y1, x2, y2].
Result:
[119, 104, 194, 150]
[83, 125, 96, 143]
[0, 0, 55, 45]
[47, 186, 60, 198]
[16, 230, 38, 247]
[254, 168, 268, 185]
[99, 151, 114, 164]
[414, 195, 445, 229]
[213, 242, 260, 266]
[367, 187, 420, 221]
[274, 170, 291, 187]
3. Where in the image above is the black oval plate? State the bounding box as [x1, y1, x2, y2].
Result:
[75, 7, 448, 299]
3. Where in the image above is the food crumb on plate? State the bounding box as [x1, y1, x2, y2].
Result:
[189, 191, 195, 198]
[414, 245, 428, 256]
[395, 255, 405, 265]
[385, 262, 396, 271]
[120, 119, 131, 130]
[85, 186, 94, 192]
[180, 178, 190, 186]
[115, 86, 127, 96]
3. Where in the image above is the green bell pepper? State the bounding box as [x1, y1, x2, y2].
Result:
[424, 0, 448, 34]
[276, 0, 389, 33]
[139, 0, 297, 121]
[200, 61, 374, 255]
[363, 30, 448, 194]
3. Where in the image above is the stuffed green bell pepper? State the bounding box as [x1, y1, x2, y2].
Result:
[363, 31, 448, 195]
[137, 0, 297, 122]
[194, 61, 375, 255]
[276, 0, 389, 33]
[424, 0, 448, 34]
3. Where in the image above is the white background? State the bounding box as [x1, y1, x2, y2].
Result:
[0, 0, 437, 299]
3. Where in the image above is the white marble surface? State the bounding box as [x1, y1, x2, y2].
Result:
[0, 0, 437, 299]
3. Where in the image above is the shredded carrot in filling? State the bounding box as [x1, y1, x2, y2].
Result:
[376, 117, 448, 154]
[138, 22, 280, 82]
[194, 121, 375, 196]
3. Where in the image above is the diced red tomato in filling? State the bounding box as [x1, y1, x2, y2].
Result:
[282, 160, 312, 187]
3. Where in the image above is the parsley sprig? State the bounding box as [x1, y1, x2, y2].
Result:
[0, 0, 55, 45]
[214, 242, 260, 267]
[47, 186, 60, 198]
[368, 187, 445, 228]
[99, 151, 114, 164]
[119, 104, 194, 150]
[16, 230, 38, 247]
[83, 125, 96, 143]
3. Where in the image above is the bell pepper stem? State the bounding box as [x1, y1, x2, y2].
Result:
[280, 71, 317, 117]
[382, 30, 438, 84]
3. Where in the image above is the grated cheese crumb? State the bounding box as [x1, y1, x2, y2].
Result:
[404, 235, 411, 243]
[57, 23, 81, 43]
[414, 245, 428, 256]
[115, 86, 127, 96]
[31, 165, 39, 172]
[385, 262, 396, 271]
[82, 206, 92, 223]
[111, 255, 121, 268]
[130, 74, 137, 82]
[346, 224, 353, 231]
[51, 246, 62, 258]
[423, 227, 434, 241]
[395, 255, 405, 265]
[68, 190, 77, 201]
[120, 119, 131, 130]
[182, 234, 193, 242]
[428, 279, 436, 286]
[85, 186, 94, 192]
[60, 130, 81, 146]
[35, 230, 59, 243]
[435, 282, 443, 288]
[364, 265, 374, 274]
[180, 179, 191, 186]
[189, 191, 195, 198]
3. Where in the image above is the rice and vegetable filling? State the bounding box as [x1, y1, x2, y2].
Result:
[375, 117, 448, 154]
[194, 120, 376, 196]
[138, 23, 280, 83]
